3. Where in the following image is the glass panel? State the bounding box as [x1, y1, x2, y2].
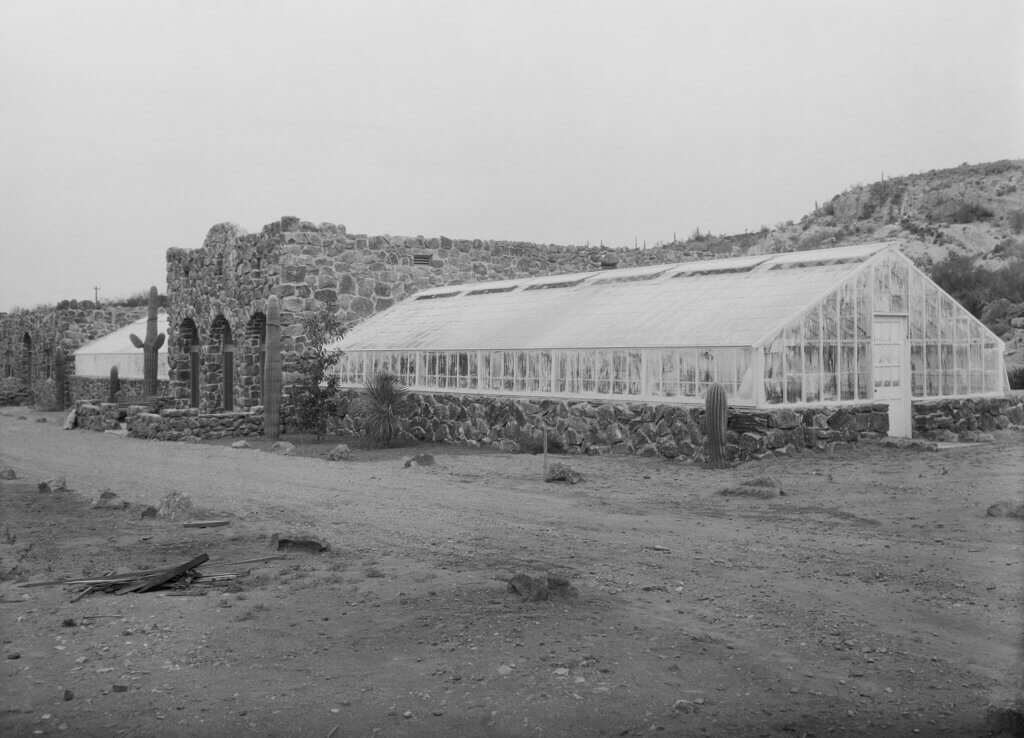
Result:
[627, 351, 643, 395]
[697, 350, 715, 397]
[873, 259, 890, 313]
[857, 342, 871, 399]
[910, 343, 925, 397]
[596, 352, 612, 394]
[940, 344, 954, 395]
[611, 351, 627, 395]
[735, 350, 754, 403]
[840, 344, 856, 400]
[822, 293, 838, 340]
[839, 283, 855, 341]
[890, 259, 908, 312]
[804, 306, 821, 342]
[680, 350, 697, 397]
[659, 350, 678, 397]
[857, 269, 872, 338]
[579, 352, 595, 393]
[908, 271, 925, 339]
[820, 343, 836, 401]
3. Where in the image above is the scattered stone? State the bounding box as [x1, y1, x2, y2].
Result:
[6, 652, 20, 659]
[0, 467, 15, 480]
[673, 699, 700, 714]
[63, 689, 74, 701]
[63, 408, 77, 430]
[140, 506, 158, 519]
[104, 429, 130, 437]
[878, 437, 938, 451]
[328, 444, 351, 461]
[987, 501, 1024, 519]
[112, 684, 128, 693]
[497, 665, 513, 676]
[92, 490, 129, 509]
[271, 532, 330, 553]
[508, 571, 577, 601]
[231, 440, 253, 449]
[545, 462, 583, 484]
[718, 477, 781, 499]
[269, 441, 296, 456]
[156, 492, 195, 520]
[958, 430, 996, 443]
[38, 477, 67, 494]
[497, 439, 520, 454]
[403, 453, 434, 468]
[508, 571, 549, 601]
[35, 417, 47, 423]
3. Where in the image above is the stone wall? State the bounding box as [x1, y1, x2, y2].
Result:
[337, 390, 889, 461]
[0, 304, 145, 407]
[74, 403, 125, 432]
[71, 377, 171, 404]
[912, 395, 1024, 440]
[127, 408, 263, 441]
[165, 216, 696, 422]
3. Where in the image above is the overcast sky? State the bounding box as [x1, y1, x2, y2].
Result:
[1, 0, 1021, 311]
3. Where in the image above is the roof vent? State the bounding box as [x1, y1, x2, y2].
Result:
[414, 291, 460, 301]
[523, 279, 587, 291]
[465, 286, 517, 296]
[413, 254, 433, 266]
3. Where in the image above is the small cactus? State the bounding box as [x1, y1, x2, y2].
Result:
[263, 295, 282, 441]
[705, 382, 728, 469]
[53, 346, 66, 410]
[129, 286, 165, 397]
[108, 365, 120, 403]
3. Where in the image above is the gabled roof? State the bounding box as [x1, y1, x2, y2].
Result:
[73, 311, 168, 378]
[331, 243, 894, 353]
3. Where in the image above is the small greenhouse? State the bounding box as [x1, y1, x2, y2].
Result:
[331, 242, 1008, 437]
[74, 310, 169, 379]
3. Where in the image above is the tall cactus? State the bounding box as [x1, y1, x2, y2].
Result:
[108, 365, 120, 403]
[705, 382, 728, 469]
[263, 294, 282, 441]
[129, 286, 165, 397]
[53, 346, 67, 410]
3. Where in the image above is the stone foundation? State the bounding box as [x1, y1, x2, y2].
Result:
[126, 407, 263, 441]
[912, 396, 1024, 441]
[337, 390, 892, 461]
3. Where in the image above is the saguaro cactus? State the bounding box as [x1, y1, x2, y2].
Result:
[263, 295, 282, 441]
[53, 346, 66, 410]
[705, 382, 728, 469]
[129, 286, 165, 397]
[108, 365, 120, 403]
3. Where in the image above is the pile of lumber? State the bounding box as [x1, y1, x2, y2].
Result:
[19, 554, 281, 601]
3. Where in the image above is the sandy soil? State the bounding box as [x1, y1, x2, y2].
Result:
[1, 407, 1022, 737]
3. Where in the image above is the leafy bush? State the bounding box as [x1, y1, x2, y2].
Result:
[930, 255, 1024, 318]
[980, 298, 1024, 337]
[290, 313, 345, 440]
[1008, 366, 1024, 391]
[352, 371, 410, 449]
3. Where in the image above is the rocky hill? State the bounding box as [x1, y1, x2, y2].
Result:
[662, 159, 1024, 379]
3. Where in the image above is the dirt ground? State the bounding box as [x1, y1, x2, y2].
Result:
[1, 407, 1022, 738]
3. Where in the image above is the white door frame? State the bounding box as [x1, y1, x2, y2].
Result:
[872, 315, 912, 438]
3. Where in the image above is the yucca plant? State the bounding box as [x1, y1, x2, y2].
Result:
[354, 371, 409, 449]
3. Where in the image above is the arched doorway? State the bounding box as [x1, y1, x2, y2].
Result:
[176, 319, 201, 409]
[208, 316, 234, 411]
[243, 312, 267, 408]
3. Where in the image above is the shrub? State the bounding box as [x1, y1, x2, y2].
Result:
[353, 371, 410, 449]
[1007, 366, 1024, 391]
[290, 313, 345, 440]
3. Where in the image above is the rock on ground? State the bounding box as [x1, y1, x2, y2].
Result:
[545, 462, 583, 484]
[404, 453, 434, 467]
[156, 492, 195, 520]
[270, 441, 296, 456]
[986, 501, 1024, 519]
[328, 444, 351, 461]
[719, 477, 782, 499]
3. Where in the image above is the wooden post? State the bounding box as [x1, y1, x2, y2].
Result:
[543, 428, 549, 479]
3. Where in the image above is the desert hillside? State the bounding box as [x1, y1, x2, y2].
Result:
[665, 159, 1024, 376]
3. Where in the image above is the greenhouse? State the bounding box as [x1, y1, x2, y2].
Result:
[331, 242, 1008, 437]
[74, 310, 169, 379]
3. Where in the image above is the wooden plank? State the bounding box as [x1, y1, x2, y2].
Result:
[198, 555, 286, 568]
[181, 520, 231, 528]
[115, 554, 209, 595]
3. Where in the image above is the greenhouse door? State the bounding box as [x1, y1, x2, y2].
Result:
[872, 317, 911, 438]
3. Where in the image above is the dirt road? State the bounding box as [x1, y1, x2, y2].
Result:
[1, 407, 1022, 736]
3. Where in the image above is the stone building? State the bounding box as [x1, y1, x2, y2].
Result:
[0, 303, 146, 407]
[165, 215, 693, 422]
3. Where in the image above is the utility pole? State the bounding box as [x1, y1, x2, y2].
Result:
[93, 286, 99, 304]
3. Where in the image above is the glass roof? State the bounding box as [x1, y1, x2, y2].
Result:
[332, 243, 894, 352]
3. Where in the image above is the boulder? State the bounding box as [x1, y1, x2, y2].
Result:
[38, 477, 67, 493]
[0, 467, 15, 480]
[271, 532, 330, 553]
[986, 501, 1024, 519]
[231, 440, 253, 449]
[327, 444, 351, 461]
[63, 408, 77, 430]
[718, 477, 782, 499]
[404, 453, 435, 467]
[92, 490, 129, 509]
[156, 492, 195, 520]
[545, 462, 583, 484]
[270, 441, 296, 456]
